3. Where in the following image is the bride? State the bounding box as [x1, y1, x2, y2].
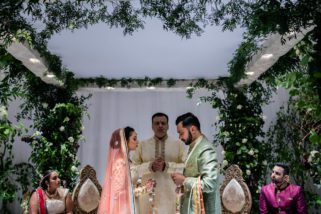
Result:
[97, 127, 155, 214]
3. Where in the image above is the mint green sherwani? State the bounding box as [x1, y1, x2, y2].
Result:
[181, 136, 221, 214]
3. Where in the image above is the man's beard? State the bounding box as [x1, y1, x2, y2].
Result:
[184, 130, 193, 145]
[272, 178, 287, 189]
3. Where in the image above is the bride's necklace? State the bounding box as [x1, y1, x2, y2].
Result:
[45, 189, 58, 199]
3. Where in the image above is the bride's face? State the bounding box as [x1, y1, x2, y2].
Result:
[127, 131, 138, 151]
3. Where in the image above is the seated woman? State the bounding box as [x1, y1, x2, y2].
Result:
[29, 170, 73, 214]
[97, 127, 155, 214]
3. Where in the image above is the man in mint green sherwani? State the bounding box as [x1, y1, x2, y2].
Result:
[171, 112, 221, 214]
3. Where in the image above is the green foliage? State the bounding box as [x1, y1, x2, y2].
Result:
[228, 36, 259, 83]
[195, 80, 272, 212]
[0, 49, 88, 190]
[0, 106, 33, 213]
[28, 103, 84, 188]
[2, 1, 321, 212]
[1, 29, 89, 209]
[211, 0, 321, 85]
[265, 38, 321, 210]
[75, 76, 178, 88]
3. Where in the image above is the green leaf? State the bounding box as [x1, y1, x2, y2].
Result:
[309, 131, 320, 145]
[313, 72, 321, 79]
[289, 89, 299, 96]
[300, 55, 309, 66]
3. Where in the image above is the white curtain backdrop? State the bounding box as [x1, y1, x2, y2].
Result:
[77, 88, 289, 183]
[5, 87, 289, 212]
[77, 88, 221, 183]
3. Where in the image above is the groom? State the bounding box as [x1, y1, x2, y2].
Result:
[171, 112, 221, 214]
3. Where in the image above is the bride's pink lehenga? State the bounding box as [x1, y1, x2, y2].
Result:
[97, 129, 135, 214]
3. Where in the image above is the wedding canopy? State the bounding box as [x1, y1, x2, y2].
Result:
[2, 1, 321, 213]
[3, 15, 311, 86]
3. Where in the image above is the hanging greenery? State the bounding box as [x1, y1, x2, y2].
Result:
[192, 80, 272, 211]
[0, 106, 34, 213]
[25, 103, 85, 188]
[75, 76, 177, 88]
[264, 37, 321, 209]
[0, 44, 88, 212]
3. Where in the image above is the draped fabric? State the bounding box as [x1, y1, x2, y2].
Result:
[97, 129, 135, 214]
[34, 187, 69, 214]
[191, 177, 205, 214]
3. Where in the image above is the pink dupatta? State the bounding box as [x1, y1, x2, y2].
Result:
[97, 129, 135, 214]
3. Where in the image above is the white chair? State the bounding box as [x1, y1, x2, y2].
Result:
[72, 165, 102, 214]
[220, 164, 252, 214]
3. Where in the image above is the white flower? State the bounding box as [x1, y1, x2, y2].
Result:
[262, 115, 267, 120]
[222, 160, 228, 167]
[59, 126, 65, 132]
[248, 149, 254, 156]
[308, 150, 319, 163]
[242, 138, 248, 144]
[78, 135, 85, 142]
[34, 131, 42, 136]
[308, 156, 312, 163]
[236, 105, 243, 110]
[15, 123, 24, 131]
[71, 165, 78, 172]
[310, 150, 319, 157]
[256, 186, 261, 193]
[246, 170, 251, 176]
[262, 160, 268, 166]
[215, 115, 220, 121]
[81, 125, 85, 131]
[221, 150, 226, 156]
[64, 117, 70, 122]
[196, 99, 202, 106]
[222, 131, 230, 137]
[42, 103, 48, 109]
[0, 106, 8, 120]
[68, 137, 74, 143]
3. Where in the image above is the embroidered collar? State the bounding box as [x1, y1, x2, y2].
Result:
[153, 134, 168, 142]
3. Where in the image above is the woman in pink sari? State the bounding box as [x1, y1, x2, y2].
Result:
[98, 127, 153, 214]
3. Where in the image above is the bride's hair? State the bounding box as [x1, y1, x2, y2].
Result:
[40, 170, 54, 189]
[124, 126, 135, 142]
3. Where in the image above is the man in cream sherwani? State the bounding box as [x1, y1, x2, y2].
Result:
[132, 112, 186, 214]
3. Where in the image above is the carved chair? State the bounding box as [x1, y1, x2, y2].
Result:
[72, 165, 102, 214]
[220, 164, 252, 214]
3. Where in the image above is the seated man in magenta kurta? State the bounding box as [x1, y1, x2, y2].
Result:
[259, 162, 308, 214]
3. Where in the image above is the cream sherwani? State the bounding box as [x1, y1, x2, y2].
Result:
[132, 136, 186, 214]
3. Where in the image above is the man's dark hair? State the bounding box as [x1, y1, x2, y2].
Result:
[152, 112, 169, 123]
[275, 162, 290, 175]
[175, 112, 201, 131]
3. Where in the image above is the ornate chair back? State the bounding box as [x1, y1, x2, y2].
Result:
[72, 165, 102, 214]
[220, 164, 252, 214]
